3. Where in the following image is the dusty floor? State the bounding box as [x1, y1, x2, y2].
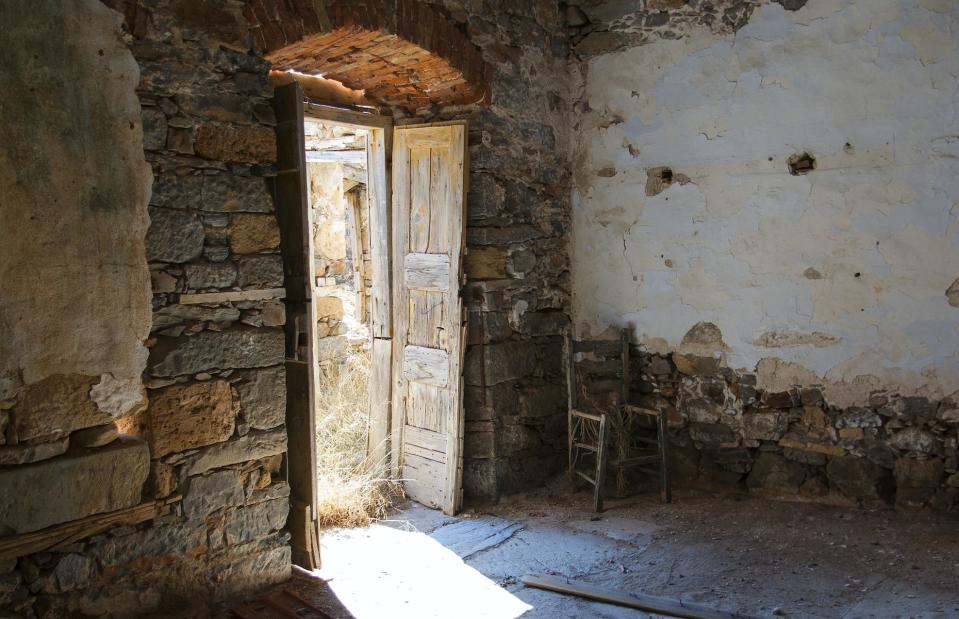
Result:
[241, 483, 959, 618]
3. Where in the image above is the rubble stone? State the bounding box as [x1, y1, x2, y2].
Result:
[894, 458, 944, 506]
[826, 455, 892, 502]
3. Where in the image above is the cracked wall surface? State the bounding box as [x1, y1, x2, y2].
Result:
[0, 0, 152, 431]
[571, 0, 959, 407]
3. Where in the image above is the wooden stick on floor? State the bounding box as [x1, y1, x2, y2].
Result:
[521, 574, 771, 619]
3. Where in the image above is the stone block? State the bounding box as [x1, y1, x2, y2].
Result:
[146, 207, 205, 263]
[889, 427, 939, 455]
[673, 353, 720, 376]
[0, 437, 68, 465]
[778, 436, 843, 457]
[314, 296, 344, 321]
[236, 366, 286, 431]
[194, 123, 277, 164]
[463, 458, 499, 501]
[90, 520, 207, 568]
[826, 455, 893, 502]
[184, 261, 237, 289]
[44, 553, 93, 594]
[743, 410, 788, 441]
[222, 498, 288, 545]
[518, 311, 568, 337]
[746, 452, 805, 493]
[177, 93, 252, 124]
[479, 341, 538, 386]
[149, 381, 235, 457]
[465, 247, 508, 279]
[519, 384, 566, 419]
[261, 300, 286, 327]
[180, 428, 287, 475]
[834, 408, 881, 429]
[183, 469, 244, 519]
[152, 305, 242, 331]
[141, 108, 167, 151]
[150, 173, 273, 213]
[208, 543, 291, 600]
[0, 438, 149, 534]
[237, 254, 284, 288]
[761, 390, 795, 409]
[465, 428, 495, 459]
[229, 214, 281, 254]
[894, 458, 944, 506]
[13, 374, 111, 441]
[689, 422, 736, 446]
[149, 329, 285, 377]
[70, 423, 118, 448]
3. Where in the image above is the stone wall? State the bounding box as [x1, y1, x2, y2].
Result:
[250, 0, 574, 501]
[569, 0, 959, 510]
[424, 1, 573, 500]
[1, 0, 291, 615]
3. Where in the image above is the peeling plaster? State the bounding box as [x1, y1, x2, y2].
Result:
[571, 0, 959, 405]
[0, 1, 152, 407]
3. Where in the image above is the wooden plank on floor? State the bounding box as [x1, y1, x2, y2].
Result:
[521, 574, 769, 619]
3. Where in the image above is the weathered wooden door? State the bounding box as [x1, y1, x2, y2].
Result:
[272, 82, 320, 568]
[391, 123, 468, 515]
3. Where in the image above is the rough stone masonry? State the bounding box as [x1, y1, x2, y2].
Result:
[1, 0, 957, 616]
[568, 0, 959, 510]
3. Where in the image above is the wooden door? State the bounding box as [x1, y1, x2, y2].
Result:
[391, 123, 468, 515]
[272, 82, 320, 569]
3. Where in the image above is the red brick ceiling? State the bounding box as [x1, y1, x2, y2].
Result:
[245, 0, 491, 111]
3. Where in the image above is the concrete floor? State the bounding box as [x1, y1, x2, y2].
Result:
[273, 483, 958, 619]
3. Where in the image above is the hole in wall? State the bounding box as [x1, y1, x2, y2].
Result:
[787, 152, 816, 176]
[774, 0, 808, 10]
[646, 166, 690, 196]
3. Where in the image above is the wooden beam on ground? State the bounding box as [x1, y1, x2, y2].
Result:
[0, 496, 181, 561]
[521, 574, 769, 619]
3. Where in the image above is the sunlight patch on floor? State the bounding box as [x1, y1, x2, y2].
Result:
[315, 524, 532, 619]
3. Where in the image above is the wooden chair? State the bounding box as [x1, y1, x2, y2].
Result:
[565, 333, 609, 512]
[566, 329, 671, 512]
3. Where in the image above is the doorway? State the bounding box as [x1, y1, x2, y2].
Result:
[273, 82, 470, 569]
[303, 116, 389, 529]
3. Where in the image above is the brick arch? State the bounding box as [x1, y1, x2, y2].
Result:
[244, 0, 491, 110]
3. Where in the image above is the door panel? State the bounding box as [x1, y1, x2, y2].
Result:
[271, 82, 320, 569]
[391, 122, 467, 515]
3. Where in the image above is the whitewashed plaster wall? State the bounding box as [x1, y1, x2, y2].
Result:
[571, 0, 959, 406]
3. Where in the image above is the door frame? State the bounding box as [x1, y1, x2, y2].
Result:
[302, 102, 395, 478]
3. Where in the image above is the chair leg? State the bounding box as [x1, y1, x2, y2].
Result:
[657, 409, 671, 503]
[594, 415, 608, 512]
[615, 439, 628, 497]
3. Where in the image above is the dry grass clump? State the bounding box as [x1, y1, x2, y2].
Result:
[315, 346, 401, 528]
